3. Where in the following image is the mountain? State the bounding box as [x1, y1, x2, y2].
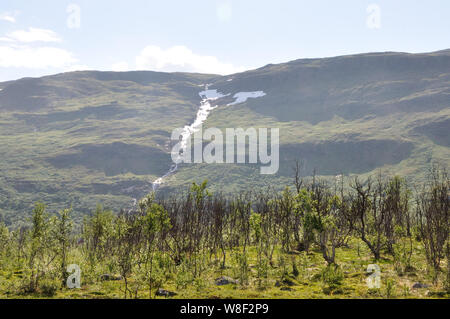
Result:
[0, 50, 449, 226]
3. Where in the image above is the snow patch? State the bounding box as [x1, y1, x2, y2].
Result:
[199, 89, 229, 100]
[227, 91, 266, 106]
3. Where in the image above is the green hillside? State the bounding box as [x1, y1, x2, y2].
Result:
[165, 50, 450, 194]
[0, 50, 449, 225]
[0, 71, 218, 225]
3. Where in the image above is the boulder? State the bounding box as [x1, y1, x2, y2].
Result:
[215, 276, 238, 286]
[412, 282, 429, 289]
[155, 288, 177, 297]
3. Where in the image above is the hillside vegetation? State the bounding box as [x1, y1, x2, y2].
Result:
[0, 50, 449, 226]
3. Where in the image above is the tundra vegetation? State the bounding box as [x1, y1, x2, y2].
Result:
[0, 166, 448, 299]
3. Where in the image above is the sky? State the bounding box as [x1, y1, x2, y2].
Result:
[0, 0, 449, 81]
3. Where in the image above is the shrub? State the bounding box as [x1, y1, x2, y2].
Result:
[39, 278, 59, 297]
[320, 265, 344, 294]
[384, 278, 395, 298]
[233, 251, 249, 286]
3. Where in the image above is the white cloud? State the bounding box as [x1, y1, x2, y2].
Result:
[0, 13, 16, 23]
[0, 24, 83, 75]
[217, 2, 233, 22]
[5, 28, 62, 43]
[111, 61, 130, 71]
[135, 45, 244, 75]
[0, 45, 77, 68]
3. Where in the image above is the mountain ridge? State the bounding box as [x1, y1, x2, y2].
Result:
[0, 49, 449, 226]
[2, 48, 449, 87]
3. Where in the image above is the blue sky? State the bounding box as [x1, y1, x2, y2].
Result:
[0, 0, 449, 81]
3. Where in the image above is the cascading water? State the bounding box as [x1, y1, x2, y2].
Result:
[151, 84, 228, 192]
[127, 84, 266, 211]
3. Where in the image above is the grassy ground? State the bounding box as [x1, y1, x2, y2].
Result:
[1, 238, 448, 299]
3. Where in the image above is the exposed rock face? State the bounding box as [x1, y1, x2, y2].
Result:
[46, 142, 171, 177]
[279, 140, 414, 176]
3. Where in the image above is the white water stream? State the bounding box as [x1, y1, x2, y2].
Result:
[151, 84, 229, 191]
[125, 85, 267, 211]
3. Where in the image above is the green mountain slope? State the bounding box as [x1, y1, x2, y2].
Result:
[0, 50, 449, 225]
[0, 71, 218, 225]
[166, 50, 450, 194]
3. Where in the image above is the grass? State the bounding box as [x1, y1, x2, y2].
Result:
[1, 238, 447, 299]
